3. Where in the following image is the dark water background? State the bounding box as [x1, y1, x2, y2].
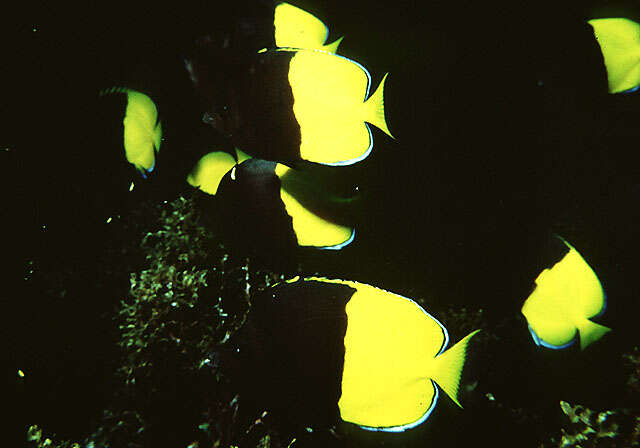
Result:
[3, 0, 640, 446]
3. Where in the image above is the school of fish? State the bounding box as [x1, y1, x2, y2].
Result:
[89, 1, 640, 436]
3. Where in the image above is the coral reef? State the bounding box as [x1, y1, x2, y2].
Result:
[539, 345, 640, 448]
[95, 194, 284, 447]
[547, 400, 639, 447]
[27, 426, 79, 448]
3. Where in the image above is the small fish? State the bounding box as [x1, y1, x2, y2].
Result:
[248, 277, 480, 431]
[273, 2, 343, 52]
[99, 87, 162, 177]
[589, 18, 640, 94]
[188, 48, 392, 166]
[521, 236, 611, 350]
[188, 151, 356, 249]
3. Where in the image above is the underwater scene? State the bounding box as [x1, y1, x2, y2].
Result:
[4, 0, 640, 446]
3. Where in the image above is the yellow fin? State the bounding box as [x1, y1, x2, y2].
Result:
[430, 330, 480, 408]
[274, 2, 334, 51]
[363, 73, 393, 138]
[235, 148, 252, 163]
[589, 18, 640, 93]
[321, 36, 344, 53]
[153, 121, 162, 153]
[577, 319, 611, 350]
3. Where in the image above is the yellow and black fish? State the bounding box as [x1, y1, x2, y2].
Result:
[521, 236, 611, 350]
[188, 149, 356, 249]
[99, 87, 162, 178]
[589, 17, 640, 94]
[247, 277, 480, 431]
[188, 48, 392, 166]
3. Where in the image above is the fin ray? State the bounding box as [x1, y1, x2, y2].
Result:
[430, 330, 480, 408]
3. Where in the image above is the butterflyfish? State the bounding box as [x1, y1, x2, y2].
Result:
[589, 18, 640, 94]
[99, 87, 162, 176]
[205, 157, 356, 250]
[192, 48, 392, 166]
[247, 277, 480, 431]
[521, 236, 611, 350]
[273, 2, 343, 52]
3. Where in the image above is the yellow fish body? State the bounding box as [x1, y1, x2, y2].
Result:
[521, 237, 611, 350]
[273, 2, 343, 52]
[589, 17, 640, 94]
[100, 87, 162, 177]
[286, 49, 392, 165]
[249, 277, 480, 431]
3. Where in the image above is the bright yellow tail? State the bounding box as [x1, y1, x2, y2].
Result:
[322, 36, 344, 53]
[153, 121, 162, 153]
[577, 318, 611, 350]
[363, 73, 393, 138]
[430, 329, 480, 408]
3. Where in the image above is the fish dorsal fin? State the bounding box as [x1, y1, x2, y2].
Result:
[274, 2, 342, 52]
[589, 17, 640, 93]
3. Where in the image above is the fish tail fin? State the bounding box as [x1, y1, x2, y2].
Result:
[153, 120, 162, 153]
[577, 319, 611, 350]
[363, 73, 393, 138]
[430, 329, 480, 408]
[322, 36, 343, 53]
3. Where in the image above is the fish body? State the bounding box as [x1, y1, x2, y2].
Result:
[248, 278, 479, 431]
[273, 2, 343, 52]
[589, 18, 640, 93]
[100, 87, 162, 177]
[521, 237, 611, 350]
[191, 48, 391, 166]
[193, 153, 356, 249]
